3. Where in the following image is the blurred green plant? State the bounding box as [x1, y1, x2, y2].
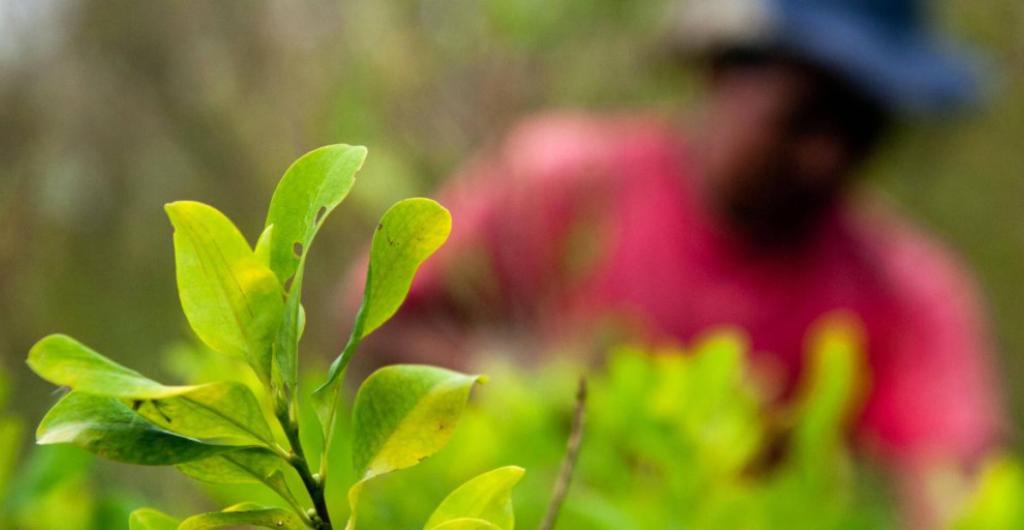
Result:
[1, 368, 140, 530]
[24, 146, 522, 530]
[351, 317, 894, 530]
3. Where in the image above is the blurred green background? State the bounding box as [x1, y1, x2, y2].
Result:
[0, 0, 1021, 524]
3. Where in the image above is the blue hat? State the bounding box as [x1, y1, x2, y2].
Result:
[670, 0, 985, 115]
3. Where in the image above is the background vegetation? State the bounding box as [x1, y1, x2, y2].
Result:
[0, 0, 1022, 526]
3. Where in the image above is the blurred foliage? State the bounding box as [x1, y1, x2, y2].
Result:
[0, 368, 141, 530]
[0, 0, 1022, 526]
[345, 318, 901, 530]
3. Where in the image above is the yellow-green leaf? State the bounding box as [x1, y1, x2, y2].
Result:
[179, 503, 303, 530]
[352, 365, 481, 480]
[345, 365, 482, 530]
[425, 466, 524, 530]
[358, 198, 453, 338]
[314, 199, 452, 427]
[166, 200, 283, 384]
[431, 519, 503, 530]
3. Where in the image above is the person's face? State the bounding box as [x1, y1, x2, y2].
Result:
[697, 59, 863, 245]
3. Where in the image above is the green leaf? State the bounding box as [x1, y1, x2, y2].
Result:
[166, 200, 284, 384]
[254, 223, 275, 267]
[36, 392, 234, 465]
[792, 314, 867, 461]
[264, 144, 366, 285]
[177, 447, 283, 484]
[314, 199, 452, 415]
[179, 448, 303, 517]
[179, 503, 304, 530]
[430, 519, 503, 530]
[129, 508, 180, 530]
[425, 466, 524, 530]
[358, 198, 453, 338]
[263, 144, 366, 391]
[951, 456, 1024, 530]
[28, 334, 275, 446]
[28, 334, 172, 398]
[351, 365, 481, 480]
[345, 365, 482, 530]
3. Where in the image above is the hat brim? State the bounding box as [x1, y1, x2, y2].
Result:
[773, 3, 983, 115]
[667, 0, 985, 116]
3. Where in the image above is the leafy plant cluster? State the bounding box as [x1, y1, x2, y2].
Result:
[346, 320, 1024, 530]
[25, 145, 523, 530]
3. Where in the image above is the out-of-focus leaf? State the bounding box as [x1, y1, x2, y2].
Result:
[178, 502, 303, 530]
[425, 466, 524, 530]
[28, 334, 275, 446]
[166, 200, 283, 384]
[129, 507, 180, 530]
[36, 392, 235, 465]
[951, 456, 1024, 530]
[314, 199, 451, 419]
[792, 314, 867, 463]
[0, 417, 21, 494]
[345, 365, 482, 530]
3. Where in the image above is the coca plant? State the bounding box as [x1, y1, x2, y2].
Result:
[26, 145, 524, 530]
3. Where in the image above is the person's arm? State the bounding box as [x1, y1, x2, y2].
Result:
[859, 231, 1003, 528]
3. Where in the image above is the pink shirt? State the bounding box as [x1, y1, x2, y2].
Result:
[404, 112, 1002, 464]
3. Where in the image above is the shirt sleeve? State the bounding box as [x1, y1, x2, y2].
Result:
[858, 228, 1004, 465]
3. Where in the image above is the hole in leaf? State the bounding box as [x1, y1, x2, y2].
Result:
[315, 206, 327, 224]
[293, 241, 303, 257]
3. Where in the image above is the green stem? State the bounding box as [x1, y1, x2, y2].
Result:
[318, 325, 362, 480]
[279, 407, 333, 530]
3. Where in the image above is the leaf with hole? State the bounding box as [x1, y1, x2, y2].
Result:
[166, 200, 284, 384]
[264, 144, 366, 285]
[263, 144, 366, 391]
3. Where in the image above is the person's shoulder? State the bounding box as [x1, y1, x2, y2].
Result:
[496, 110, 686, 185]
[844, 196, 982, 313]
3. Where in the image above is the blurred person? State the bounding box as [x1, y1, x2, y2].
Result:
[348, 0, 1002, 527]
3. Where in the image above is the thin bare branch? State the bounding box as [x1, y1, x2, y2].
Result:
[539, 377, 587, 530]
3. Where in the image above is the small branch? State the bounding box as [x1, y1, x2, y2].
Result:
[280, 410, 333, 530]
[539, 378, 587, 530]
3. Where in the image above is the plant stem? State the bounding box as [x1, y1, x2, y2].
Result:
[539, 378, 587, 530]
[281, 411, 333, 530]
